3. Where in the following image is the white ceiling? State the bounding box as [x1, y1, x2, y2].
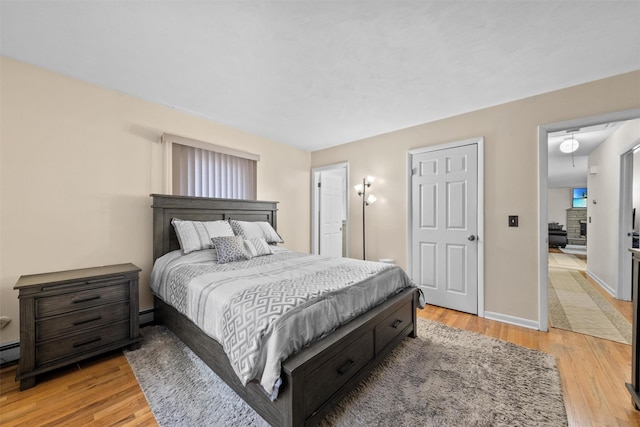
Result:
[1, 1, 639, 152]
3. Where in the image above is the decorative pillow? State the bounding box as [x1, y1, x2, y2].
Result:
[229, 220, 284, 244]
[172, 218, 235, 254]
[211, 236, 251, 264]
[244, 238, 273, 257]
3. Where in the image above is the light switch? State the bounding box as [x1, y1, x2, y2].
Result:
[509, 215, 518, 227]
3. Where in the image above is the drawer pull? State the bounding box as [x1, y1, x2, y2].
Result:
[72, 295, 101, 304]
[73, 336, 102, 348]
[391, 319, 404, 329]
[73, 315, 102, 326]
[87, 275, 125, 284]
[337, 359, 355, 376]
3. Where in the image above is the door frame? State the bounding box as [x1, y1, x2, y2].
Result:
[311, 162, 350, 256]
[538, 108, 640, 332]
[407, 137, 485, 317]
[619, 149, 635, 301]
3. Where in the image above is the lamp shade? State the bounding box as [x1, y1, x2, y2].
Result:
[354, 184, 364, 194]
[366, 194, 377, 205]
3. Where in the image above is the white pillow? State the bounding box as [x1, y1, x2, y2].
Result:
[172, 218, 234, 254]
[244, 238, 273, 257]
[229, 220, 284, 244]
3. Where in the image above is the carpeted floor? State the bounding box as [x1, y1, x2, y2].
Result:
[548, 267, 631, 344]
[125, 319, 567, 427]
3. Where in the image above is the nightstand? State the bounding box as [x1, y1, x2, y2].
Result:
[14, 263, 142, 390]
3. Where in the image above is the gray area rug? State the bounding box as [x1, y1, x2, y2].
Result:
[124, 319, 567, 426]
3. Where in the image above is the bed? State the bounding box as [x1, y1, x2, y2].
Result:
[150, 194, 422, 426]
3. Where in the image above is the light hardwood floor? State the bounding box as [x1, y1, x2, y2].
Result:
[1, 281, 639, 426]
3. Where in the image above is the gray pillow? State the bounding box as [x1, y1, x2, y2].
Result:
[211, 236, 251, 264]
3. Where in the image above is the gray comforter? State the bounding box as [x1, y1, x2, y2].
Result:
[150, 249, 421, 398]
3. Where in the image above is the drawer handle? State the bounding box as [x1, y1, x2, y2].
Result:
[87, 275, 125, 284]
[391, 319, 404, 329]
[73, 315, 102, 326]
[337, 359, 355, 376]
[71, 295, 101, 304]
[73, 336, 102, 348]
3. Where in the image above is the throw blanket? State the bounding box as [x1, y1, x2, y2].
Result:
[151, 249, 421, 398]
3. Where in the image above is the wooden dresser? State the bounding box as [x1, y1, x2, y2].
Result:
[14, 263, 142, 390]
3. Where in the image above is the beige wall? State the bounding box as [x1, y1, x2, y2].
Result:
[587, 119, 640, 290]
[0, 57, 311, 344]
[311, 70, 640, 323]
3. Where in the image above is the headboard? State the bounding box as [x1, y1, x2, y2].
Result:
[151, 194, 279, 261]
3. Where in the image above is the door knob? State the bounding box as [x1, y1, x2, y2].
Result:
[468, 235, 476, 241]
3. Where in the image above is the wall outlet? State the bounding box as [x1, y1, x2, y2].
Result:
[0, 316, 11, 329]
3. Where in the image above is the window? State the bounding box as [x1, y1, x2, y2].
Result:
[162, 133, 258, 200]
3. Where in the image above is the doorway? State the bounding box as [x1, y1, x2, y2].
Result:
[311, 163, 349, 257]
[408, 137, 484, 316]
[538, 108, 640, 331]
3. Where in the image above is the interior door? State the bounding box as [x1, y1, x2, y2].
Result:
[411, 143, 478, 314]
[319, 172, 344, 257]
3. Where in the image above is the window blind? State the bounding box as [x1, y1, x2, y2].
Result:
[171, 143, 257, 200]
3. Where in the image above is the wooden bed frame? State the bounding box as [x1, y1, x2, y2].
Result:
[151, 194, 420, 426]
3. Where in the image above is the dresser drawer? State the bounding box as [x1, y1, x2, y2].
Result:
[36, 303, 130, 341]
[36, 321, 130, 366]
[36, 282, 129, 318]
[304, 331, 374, 416]
[375, 301, 413, 353]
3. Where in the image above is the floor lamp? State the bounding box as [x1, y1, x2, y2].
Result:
[354, 176, 377, 260]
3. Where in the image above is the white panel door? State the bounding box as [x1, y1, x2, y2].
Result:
[319, 172, 344, 257]
[411, 144, 478, 314]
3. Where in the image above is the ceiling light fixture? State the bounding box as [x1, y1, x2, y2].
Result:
[559, 137, 579, 153]
[559, 132, 580, 168]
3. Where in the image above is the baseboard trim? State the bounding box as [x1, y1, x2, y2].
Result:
[586, 269, 616, 297]
[139, 308, 155, 326]
[0, 309, 155, 365]
[484, 311, 540, 331]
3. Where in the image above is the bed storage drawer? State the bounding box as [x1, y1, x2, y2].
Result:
[304, 331, 374, 416]
[375, 300, 413, 353]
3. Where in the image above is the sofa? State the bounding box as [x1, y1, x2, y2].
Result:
[549, 222, 568, 248]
